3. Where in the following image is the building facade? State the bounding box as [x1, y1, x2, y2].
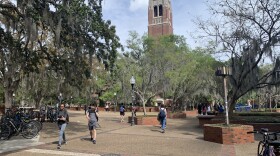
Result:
[148, 0, 173, 37]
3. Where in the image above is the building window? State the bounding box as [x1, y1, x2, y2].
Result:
[154, 6, 158, 17]
[159, 5, 163, 16]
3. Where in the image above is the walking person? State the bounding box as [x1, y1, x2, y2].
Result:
[57, 103, 69, 149]
[105, 103, 109, 112]
[120, 104, 125, 123]
[84, 104, 87, 115]
[86, 105, 99, 144]
[158, 104, 167, 133]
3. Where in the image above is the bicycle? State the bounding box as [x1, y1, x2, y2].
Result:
[247, 128, 280, 156]
[0, 122, 10, 141]
[2, 117, 39, 139]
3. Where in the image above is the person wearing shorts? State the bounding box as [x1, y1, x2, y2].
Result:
[86, 106, 99, 144]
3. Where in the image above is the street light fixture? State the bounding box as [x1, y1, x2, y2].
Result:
[12, 93, 15, 107]
[114, 92, 117, 112]
[215, 66, 232, 125]
[58, 93, 63, 105]
[130, 76, 135, 126]
[70, 96, 73, 108]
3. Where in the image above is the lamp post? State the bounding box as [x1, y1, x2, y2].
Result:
[58, 93, 63, 105]
[130, 76, 135, 126]
[12, 93, 15, 107]
[114, 92, 117, 112]
[275, 68, 280, 109]
[215, 66, 232, 125]
[57, 93, 63, 119]
[70, 96, 73, 108]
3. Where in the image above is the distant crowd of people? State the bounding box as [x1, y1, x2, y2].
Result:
[197, 102, 224, 115]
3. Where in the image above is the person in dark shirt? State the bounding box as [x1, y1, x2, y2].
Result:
[57, 103, 69, 149]
[119, 105, 125, 123]
[86, 105, 99, 144]
[84, 105, 87, 115]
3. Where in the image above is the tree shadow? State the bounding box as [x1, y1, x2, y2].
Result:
[41, 121, 89, 139]
[165, 118, 204, 135]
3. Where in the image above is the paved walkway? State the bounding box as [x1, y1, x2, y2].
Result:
[0, 110, 258, 156]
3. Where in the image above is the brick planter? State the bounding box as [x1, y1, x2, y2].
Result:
[69, 107, 82, 111]
[204, 124, 254, 144]
[184, 110, 198, 117]
[128, 116, 159, 125]
[167, 112, 187, 119]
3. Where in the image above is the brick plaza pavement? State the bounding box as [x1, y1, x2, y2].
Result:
[0, 110, 259, 156]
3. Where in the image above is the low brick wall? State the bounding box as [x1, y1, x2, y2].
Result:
[128, 116, 159, 125]
[69, 107, 82, 111]
[243, 123, 280, 132]
[167, 112, 187, 119]
[198, 116, 280, 132]
[184, 110, 198, 117]
[70, 106, 160, 112]
[136, 107, 159, 112]
[204, 124, 254, 144]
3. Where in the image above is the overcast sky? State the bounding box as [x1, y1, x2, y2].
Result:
[102, 0, 209, 49]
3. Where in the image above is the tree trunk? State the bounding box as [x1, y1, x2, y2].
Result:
[228, 89, 239, 117]
[4, 90, 13, 109]
[143, 101, 147, 115]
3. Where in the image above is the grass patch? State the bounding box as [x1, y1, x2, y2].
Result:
[235, 112, 280, 116]
[230, 115, 280, 123]
[205, 124, 243, 127]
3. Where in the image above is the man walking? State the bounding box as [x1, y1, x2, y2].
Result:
[57, 103, 69, 149]
[86, 105, 99, 144]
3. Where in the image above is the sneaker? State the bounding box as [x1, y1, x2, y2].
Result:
[93, 140, 96, 144]
[161, 130, 165, 133]
[90, 138, 93, 141]
[57, 145, 61, 149]
[63, 141, 67, 145]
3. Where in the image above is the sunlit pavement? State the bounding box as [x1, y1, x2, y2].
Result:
[0, 110, 258, 156]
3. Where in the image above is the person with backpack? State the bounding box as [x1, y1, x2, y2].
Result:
[158, 104, 167, 133]
[120, 104, 125, 123]
[86, 105, 99, 144]
[57, 103, 69, 149]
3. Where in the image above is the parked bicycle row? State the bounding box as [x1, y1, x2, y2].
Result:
[0, 107, 43, 141]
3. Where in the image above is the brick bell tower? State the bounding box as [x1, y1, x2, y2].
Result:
[148, 0, 173, 37]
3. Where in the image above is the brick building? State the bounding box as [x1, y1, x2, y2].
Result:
[148, 0, 173, 37]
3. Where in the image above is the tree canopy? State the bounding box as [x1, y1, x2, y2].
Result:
[0, 0, 121, 108]
[196, 0, 280, 113]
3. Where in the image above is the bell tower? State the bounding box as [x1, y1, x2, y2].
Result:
[148, 0, 173, 37]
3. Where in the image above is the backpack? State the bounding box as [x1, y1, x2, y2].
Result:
[120, 106, 125, 113]
[159, 109, 166, 119]
[88, 109, 98, 122]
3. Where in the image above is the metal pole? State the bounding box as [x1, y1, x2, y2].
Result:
[223, 76, 229, 125]
[130, 76, 135, 126]
[131, 86, 135, 126]
[70, 96, 73, 108]
[270, 95, 272, 112]
[114, 93, 117, 112]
